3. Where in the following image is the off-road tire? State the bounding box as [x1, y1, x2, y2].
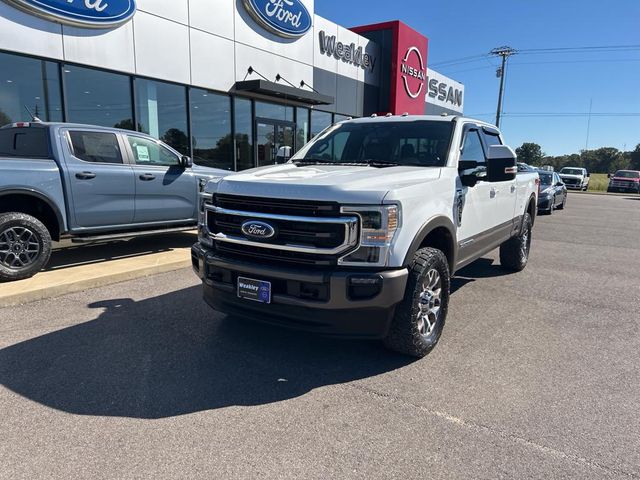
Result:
[499, 212, 532, 272]
[0, 213, 52, 282]
[383, 247, 450, 358]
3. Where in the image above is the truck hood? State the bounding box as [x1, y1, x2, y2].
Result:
[559, 174, 583, 179]
[209, 164, 442, 204]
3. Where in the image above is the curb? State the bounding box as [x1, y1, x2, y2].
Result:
[0, 258, 191, 308]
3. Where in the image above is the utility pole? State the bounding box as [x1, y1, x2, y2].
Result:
[585, 98, 593, 151]
[490, 46, 517, 128]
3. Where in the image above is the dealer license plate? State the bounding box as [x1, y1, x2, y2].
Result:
[237, 276, 271, 304]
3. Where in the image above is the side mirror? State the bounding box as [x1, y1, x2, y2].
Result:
[276, 146, 292, 164]
[486, 145, 517, 182]
[458, 160, 481, 188]
[587, 172, 591, 177]
[556, 181, 564, 187]
[607, 173, 612, 179]
[180, 155, 193, 169]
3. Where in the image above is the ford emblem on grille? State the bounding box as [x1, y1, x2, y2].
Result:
[241, 220, 276, 240]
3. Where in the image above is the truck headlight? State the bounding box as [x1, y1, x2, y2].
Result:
[198, 192, 214, 247]
[339, 205, 400, 266]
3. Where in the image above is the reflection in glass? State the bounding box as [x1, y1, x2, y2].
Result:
[295, 107, 309, 152]
[190, 89, 232, 170]
[0, 52, 62, 124]
[255, 101, 294, 122]
[64, 65, 132, 128]
[135, 79, 189, 154]
[310, 110, 332, 138]
[234, 97, 254, 171]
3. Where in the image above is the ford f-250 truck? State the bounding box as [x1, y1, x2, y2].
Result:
[0, 121, 227, 282]
[192, 115, 539, 357]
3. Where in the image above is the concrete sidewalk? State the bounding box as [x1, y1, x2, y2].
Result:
[0, 232, 195, 307]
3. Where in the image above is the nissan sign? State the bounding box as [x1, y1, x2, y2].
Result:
[425, 69, 465, 113]
[3, 0, 136, 28]
[242, 0, 312, 39]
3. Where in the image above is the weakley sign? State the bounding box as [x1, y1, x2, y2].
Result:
[3, 0, 136, 28]
[318, 31, 376, 72]
[243, 0, 312, 38]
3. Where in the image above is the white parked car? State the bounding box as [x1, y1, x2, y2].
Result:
[192, 115, 539, 357]
[559, 167, 590, 191]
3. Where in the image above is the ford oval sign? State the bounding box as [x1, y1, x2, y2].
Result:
[4, 0, 137, 28]
[241, 220, 276, 240]
[242, 0, 312, 38]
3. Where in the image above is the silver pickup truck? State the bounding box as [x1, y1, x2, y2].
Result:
[0, 121, 226, 282]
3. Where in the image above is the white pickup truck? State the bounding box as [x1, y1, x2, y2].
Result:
[192, 115, 538, 357]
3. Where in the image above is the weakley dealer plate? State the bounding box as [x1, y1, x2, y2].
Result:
[237, 277, 272, 304]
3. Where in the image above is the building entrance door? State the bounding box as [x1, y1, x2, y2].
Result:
[256, 119, 295, 167]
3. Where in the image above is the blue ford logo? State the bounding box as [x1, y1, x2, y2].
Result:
[242, 0, 312, 38]
[241, 220, 276, 240]
[5, 0, 137, 28]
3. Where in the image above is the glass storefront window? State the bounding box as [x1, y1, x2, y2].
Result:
[310, 110, 332, 138]
[135, 79, 189, 154]
[64, 65, 132, 129]
[295, 107, 309, 152]
[190, 89, 232, 170]
[255, 101, 294, 122]
[234, 97, 254, 171]
[0, 52, 62, 125]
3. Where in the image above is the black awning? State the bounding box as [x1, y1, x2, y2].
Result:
[233, 80, 334, 106]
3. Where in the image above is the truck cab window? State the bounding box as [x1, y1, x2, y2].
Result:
[127, 135, 180, 167]
[460, 130, 486, 164]
[68, 131, 123, 164]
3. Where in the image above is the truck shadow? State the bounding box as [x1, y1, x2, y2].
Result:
[0, 285, 413, 419]
[451, 258, 512, 294]
[46, 232, 196, 272]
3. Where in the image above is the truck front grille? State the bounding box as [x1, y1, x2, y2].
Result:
[205, 195, 359, 266]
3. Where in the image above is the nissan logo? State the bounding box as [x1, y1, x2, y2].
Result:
[241, 220, 276, 240]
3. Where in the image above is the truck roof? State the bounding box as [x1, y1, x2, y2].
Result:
[343, 114, 499, 130]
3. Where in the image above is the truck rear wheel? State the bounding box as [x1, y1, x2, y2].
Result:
[499, 213, 532, 272]
[383, 247, 450, 358]
[0, 213, 52, 282]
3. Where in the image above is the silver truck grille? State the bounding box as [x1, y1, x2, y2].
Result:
[205, 195, 359, 266]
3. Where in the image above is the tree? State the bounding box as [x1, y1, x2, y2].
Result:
[515, 142, 544, 165]
[629, 144, 640, 170]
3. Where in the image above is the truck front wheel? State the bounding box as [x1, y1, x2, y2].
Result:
[0, 213, 52, 282]
[383, 247, 450, 358]
[499, 213, 532, 272]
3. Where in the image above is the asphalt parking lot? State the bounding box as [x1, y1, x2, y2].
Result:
[1, 193, 639, 479]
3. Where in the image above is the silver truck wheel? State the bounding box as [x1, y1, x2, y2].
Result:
[383, 247, 450, 358]
[0, 213, 52, 282]
[499, 213, 532, 272]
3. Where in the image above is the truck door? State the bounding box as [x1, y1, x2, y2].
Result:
[123, 134, 197, 224]
[456, 127, 498, 256]
[481, 128, 517, 226]
[62, 129, 135, 228]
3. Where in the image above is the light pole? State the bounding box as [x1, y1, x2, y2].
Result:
[490, 46, 517, 128]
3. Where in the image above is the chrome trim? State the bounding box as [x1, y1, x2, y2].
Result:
[205, 205, 359, 255]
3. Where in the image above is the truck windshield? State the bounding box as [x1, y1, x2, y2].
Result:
[614, 170, 640, 178]
[561, 168, 583, 175]
[292, 120, 454, 167]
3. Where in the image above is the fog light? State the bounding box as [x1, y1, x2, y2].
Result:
[348, 275, 383, 300]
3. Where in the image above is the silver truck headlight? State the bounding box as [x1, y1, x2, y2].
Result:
[198, 192, 214, 247]
[339, 205, 400, 267]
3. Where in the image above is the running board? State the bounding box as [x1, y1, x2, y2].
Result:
[70, 226, 195, 244]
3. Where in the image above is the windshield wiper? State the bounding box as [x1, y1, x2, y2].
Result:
[292, 159, 403, 168]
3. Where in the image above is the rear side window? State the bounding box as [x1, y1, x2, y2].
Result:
[69, 131, 123, 164]
[0, 128, 51, 158]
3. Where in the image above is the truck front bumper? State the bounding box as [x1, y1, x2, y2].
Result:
[191, 243, 408, 339]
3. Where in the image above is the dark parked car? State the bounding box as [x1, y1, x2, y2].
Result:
[537, 170, 567, 214]
[607, 170, 640, 194]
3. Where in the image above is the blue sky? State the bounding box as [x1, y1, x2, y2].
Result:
[315, 0, 640, 156]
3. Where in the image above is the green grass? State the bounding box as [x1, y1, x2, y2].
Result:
[587, 173, 609, 192]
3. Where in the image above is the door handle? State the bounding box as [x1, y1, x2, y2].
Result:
[490, 188, 498, 198]
[511, 185, 516, 193]
[139, 174, 156, 181]
[75, 172, 96, 180]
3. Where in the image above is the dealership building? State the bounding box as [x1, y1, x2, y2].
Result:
[0, 0, 465, 171]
